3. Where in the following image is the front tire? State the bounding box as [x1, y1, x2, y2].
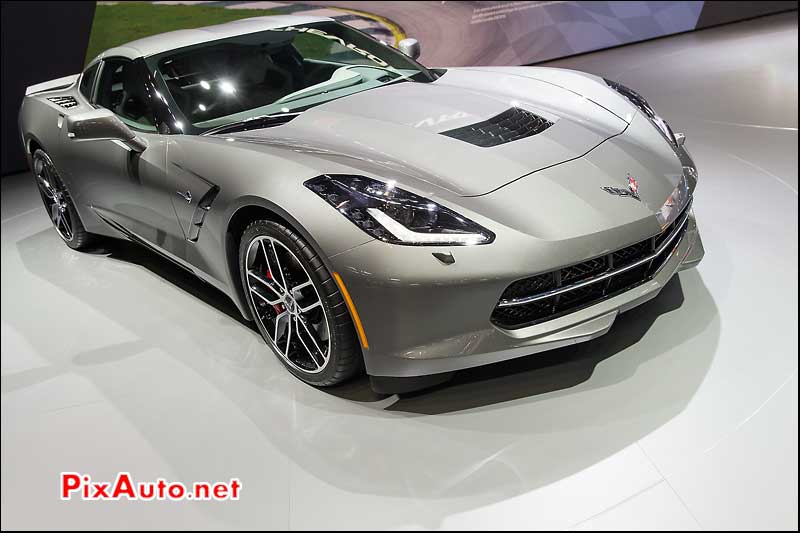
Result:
[32, 149, 95, 250]
[239, 220, 362, 386]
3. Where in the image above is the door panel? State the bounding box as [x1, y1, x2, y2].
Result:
[58, 128, 184, 248]
[58, 55, 186, 249]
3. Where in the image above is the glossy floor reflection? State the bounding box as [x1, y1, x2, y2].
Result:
[2, 12, 797, 531]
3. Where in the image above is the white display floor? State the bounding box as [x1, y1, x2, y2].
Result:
[1, 12, 797, 530]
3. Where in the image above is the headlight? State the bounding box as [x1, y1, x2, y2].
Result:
[604, 78, 676, 145]
[304, 175, 495, 246]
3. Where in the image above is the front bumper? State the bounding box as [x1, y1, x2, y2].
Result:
[330, 212, 704, 378]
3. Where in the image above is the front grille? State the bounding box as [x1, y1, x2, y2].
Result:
[612, 239, 650, 268]
[47, 96, 78, 109]
[440, 107, 553, 147]
[500, 272, 556, 300]
[561, 256, 607, 284]
[491, 203, 691, 329]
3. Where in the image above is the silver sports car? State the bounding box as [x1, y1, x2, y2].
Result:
[18, 15, 704, 392]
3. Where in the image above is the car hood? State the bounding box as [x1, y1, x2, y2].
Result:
[458, 110, 691, 241]
[228, 67, 630, 196]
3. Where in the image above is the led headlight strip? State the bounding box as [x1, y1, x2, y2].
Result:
[367, 208, 489, 245]
[305, 174, 495, 246]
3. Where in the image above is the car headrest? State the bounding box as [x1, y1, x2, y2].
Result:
[121, 62, 147, 104]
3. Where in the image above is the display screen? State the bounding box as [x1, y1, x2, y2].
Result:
[86, 1, 707, 67]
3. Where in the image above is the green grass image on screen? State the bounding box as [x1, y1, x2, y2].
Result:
[85, 2, 282, 64]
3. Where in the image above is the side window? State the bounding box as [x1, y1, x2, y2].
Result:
[95, 58, 156, 131]
[79, 62, 99, 100]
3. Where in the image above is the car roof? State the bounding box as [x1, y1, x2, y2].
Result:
[91, 14, 332, 63]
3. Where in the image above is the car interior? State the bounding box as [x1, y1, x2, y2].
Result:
[155, 34, 353, 124]
[95, 59, 156, 130]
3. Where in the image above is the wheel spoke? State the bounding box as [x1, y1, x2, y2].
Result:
[36, 176, 55, 199]
[247, 271, 283, 302]
[296, 314, 327, 364]
[298, 300, 322, 313]
[294, 315, 322, 368]
[290, 279, 313, 295]
[43, 167, 59, 193]
[60, 211, 73, 240]
[273, 311, 289, 343]
[250, 286, 282, 306]
[283, 315, 293, 357]
[50, 203, 61, 226]
[261, 240, 286, 293]
[268, 240, 289, 292]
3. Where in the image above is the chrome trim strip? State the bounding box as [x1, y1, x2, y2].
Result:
[498, 210, 691, 308]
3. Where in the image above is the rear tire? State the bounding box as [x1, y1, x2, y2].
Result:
[32, 149, 95, 251]
[239, 219, 362, 386]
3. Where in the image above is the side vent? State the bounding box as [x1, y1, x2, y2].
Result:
[188, 186, 220, 242]
[440, 107, 553, 147]
[47, 96, 79, 109]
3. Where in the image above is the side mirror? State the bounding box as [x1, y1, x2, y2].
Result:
[674, 132, 686, 146]
[65, 108, 147, 152]
[397, 38, 421, 60]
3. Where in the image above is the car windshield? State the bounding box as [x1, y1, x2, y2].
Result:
[146, 21, 435, 134]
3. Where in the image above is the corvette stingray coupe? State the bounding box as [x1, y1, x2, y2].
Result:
[19, 15, 704, 392]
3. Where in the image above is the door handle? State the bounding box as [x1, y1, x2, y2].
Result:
[177, 190, 192, 203]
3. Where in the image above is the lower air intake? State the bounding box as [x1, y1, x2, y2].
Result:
[491, 203, 691, 329]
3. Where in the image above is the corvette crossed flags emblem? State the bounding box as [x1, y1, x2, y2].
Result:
[602, 174, 641, 201]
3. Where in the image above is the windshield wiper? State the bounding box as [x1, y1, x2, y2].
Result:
[203, 112, 300, 136]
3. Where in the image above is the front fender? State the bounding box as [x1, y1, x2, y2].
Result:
[170, 135, 375, 318]
[214, 194, 373, 320]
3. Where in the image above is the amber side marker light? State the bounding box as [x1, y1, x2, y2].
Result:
[332, 271, 369, 350]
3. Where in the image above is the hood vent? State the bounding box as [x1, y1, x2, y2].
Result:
[440, 107, 553, 148]
[47, 96, 78, 109]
